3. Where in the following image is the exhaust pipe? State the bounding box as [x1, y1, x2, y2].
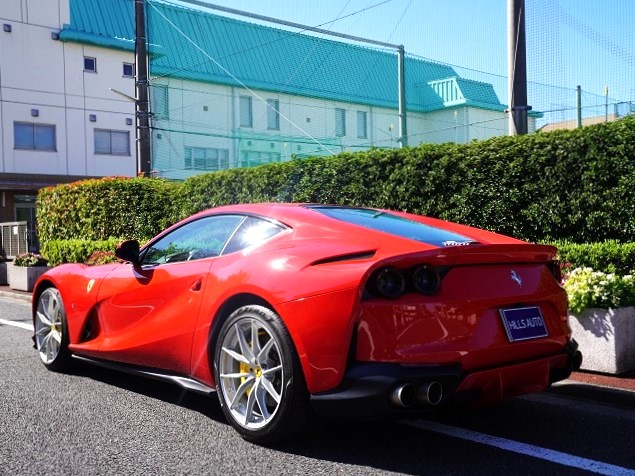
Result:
[390, 383, 416, 407]
[418, 381, 443, 406]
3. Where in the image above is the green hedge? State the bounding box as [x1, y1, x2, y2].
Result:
[37, 177, 181, 244]
[178, 118, 635, 243]
[37, 118, 635, 249]
[41, 238, 122, 267]
[554, 241, 635, 275]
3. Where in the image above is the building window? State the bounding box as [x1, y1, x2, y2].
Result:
[335, 108, 346, 137]
[151, 85, 169, 118]
[14, 122, 56, 151]
[267, 99, 280, 130]
[357, 111, 367, 139]
[240, 96, 253, 128]
[84, 56, 96, 72]
[184, 147, 230, 171]
[123, 63, 135, 77]
[240, 151, 282, 168]
[94, 129, 130, 155]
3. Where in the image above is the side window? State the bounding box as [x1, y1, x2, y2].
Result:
[84, 56, 97, 72]
[239, 95, 253, 127]
[141, 215, 245, 265]
[14, 122, 56, 151]
[335, 108, 346, 137]
[123, 62, 135, 77]
[222, 216, 285, 255]
[151, 85, 169, 119]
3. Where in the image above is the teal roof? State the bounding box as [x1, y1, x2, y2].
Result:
[60, 0, 134, 51]
[60, 0, 505, 113]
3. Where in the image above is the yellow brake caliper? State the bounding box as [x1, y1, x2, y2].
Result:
[239, 331, 265, 396]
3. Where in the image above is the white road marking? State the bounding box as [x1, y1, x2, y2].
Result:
[404, 419, 635, 476]
[0, 318, 33, 331]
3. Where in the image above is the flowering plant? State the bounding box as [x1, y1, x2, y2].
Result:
[85, 250, 118, 266]
[13, 252, 48, 267]
[564, 267, 635, 315]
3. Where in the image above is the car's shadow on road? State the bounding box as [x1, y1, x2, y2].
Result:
[67, 362, 227, 422]
[62, 361, 635, 475]
[62, 360, 497, 475]
[64, 361, 466, 474]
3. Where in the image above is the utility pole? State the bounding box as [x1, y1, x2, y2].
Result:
[507, 0, 530, 135]
[135, 0, 152, 176]
[576, 85, 582, 128]
[397, 45, 407, 147]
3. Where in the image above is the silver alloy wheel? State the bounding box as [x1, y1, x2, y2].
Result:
[218, 317, 284, 430]
[34, 288, 64, 365]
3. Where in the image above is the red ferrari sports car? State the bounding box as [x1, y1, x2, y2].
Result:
[32, 203, 581, 443]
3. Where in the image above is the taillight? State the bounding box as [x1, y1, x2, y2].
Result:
[548, 260, 563, 284]
[412, 265, 440, 295]
[371, 267, 406, 299]
[366, 264, 442, 299]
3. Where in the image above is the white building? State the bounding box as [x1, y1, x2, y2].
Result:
[0, 0, 136, 243]
[0, 0, 535, 246]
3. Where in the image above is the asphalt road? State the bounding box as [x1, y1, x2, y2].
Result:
[1, 297, 634, 476]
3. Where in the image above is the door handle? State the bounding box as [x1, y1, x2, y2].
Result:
[190, 278, 202, 291]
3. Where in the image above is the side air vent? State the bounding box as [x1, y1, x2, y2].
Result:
[311, 251, 376, 266]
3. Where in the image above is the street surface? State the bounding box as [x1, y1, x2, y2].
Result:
[1, 297, 634, 475]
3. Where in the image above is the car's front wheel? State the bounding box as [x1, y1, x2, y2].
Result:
[213, 305, 309, 444]
[34, 287, 72, 371]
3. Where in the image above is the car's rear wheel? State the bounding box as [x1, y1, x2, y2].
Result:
[34, 287, 72, 371]
[214, 305, 309, 444]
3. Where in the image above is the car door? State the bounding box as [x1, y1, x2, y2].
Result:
[95, 214, 246, 374]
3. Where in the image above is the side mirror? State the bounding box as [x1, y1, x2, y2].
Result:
[115, 240, 141, 266]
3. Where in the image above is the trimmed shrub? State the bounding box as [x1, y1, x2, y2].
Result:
[37, 177, 182, 244]
[555, 241, 635, 275]
[41, 238, 122, 267]
[37, 118, 635, 248]
[178, 118, 635, 243]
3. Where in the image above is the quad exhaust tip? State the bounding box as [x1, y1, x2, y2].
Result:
[418, 381, 443, 406]
[391, 383, 416, 407]
[391, 381, 443, 408]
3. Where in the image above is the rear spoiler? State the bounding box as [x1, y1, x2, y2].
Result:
[376, 243, 557, 268]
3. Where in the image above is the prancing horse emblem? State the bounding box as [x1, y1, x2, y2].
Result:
[511, 270, 522, 287]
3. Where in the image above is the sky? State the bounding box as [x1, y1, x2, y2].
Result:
[168, 0, 635, 121]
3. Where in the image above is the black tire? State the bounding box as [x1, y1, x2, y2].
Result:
[33, 287, 72, 372]
[213, 305, 310, 444]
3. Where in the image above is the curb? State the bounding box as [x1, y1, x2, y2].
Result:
[548, 378, 635, 410]
[0, 288, 32, 303]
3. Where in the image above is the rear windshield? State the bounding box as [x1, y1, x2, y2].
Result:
[307, 206, 478, 247]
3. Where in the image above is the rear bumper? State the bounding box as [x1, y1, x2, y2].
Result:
[310, 339, 581, 417]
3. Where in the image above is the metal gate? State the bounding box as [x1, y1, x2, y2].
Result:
[0, 221, 29, 259]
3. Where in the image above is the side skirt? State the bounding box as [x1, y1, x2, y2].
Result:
[72, 355, 216, 395]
